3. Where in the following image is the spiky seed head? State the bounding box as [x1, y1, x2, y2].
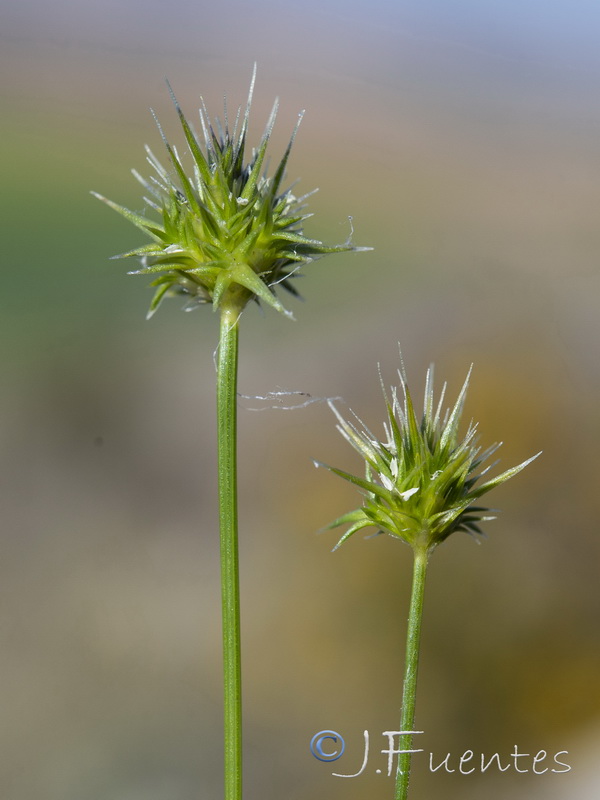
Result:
[93, 67, 368, 319]
[317, 358, 540, 554]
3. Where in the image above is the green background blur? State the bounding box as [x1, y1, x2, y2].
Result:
[2, 1, 599, 798]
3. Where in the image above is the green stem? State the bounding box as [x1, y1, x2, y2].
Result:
[394, 545, 429, 800]
[217, 306, 242, 800]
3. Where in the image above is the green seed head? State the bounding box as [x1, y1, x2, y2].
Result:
[93, 67, 366, 319]
[317, 358, 540, 554]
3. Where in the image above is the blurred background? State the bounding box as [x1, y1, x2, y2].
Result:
[2, 0, 600, 798]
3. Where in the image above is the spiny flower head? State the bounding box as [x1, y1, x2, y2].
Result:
[93, 67, 364, 319]
[317, 359, 540, 554]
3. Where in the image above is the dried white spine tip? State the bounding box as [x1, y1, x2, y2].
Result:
[399, 488, 419, 501]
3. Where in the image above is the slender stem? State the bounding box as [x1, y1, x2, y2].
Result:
[217, 306, 242, 800]
[394, 545, 429, 800]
